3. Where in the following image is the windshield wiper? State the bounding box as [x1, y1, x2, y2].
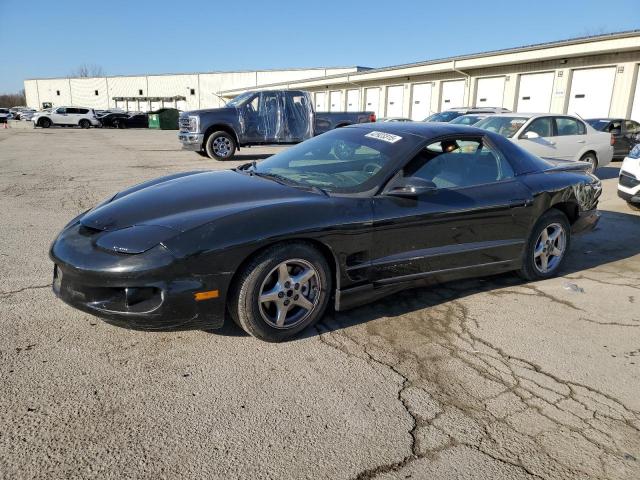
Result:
[253, 171, 328, 196]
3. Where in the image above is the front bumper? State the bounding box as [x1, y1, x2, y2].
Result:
[50, 223, 230, 330]
[618, 157, 640, 203]
[178, 132, 204, 151]
[571, 209, 601, 235]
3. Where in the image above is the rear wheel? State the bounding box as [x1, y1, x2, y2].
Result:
[79, 119, 91, 129]
[39, 117, 51, 128]
[229, 243, 331, 342]
[580, 152, 598, 174]
[205, 131, 236, 160]
[519, 209, 571, 281]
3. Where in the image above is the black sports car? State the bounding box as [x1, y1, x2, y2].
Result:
[50, 123, 601, 341]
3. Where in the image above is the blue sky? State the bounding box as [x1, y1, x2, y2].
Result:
[1, 0, 639, 93]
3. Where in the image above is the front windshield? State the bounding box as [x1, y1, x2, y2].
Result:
[226, 92, 255, 107]
[474, 116, 528, 138]
[251, 128, 422, 193]
[449, 115, 484, 125]
[424, 111, 462, 122]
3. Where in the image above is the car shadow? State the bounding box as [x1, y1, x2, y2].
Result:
[207, 208, 640, 340]
[596, 166, 620, 180]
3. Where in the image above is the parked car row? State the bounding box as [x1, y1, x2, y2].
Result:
[27, 106, 176, 129]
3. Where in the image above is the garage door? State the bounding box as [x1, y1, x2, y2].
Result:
[138, 100, 149, 112]
[411, 83, 432, 120]
[567, 67, 616, 118]
[386, 85, 404, 117]
[365, 88, 381, 117]
[127, 100, 138, 111]
[150, 101, 161, 111]
[346, 89, 360, 112]
[475, 77, 505, 108]
[315, 92, 326, 111]
[115, 100, 125, 110]
[329, 91, 342, 112]
[176, 100, 186, 111]
[517, 72, 554, 113]
[630, 67, 640, 122]
[440, 80, 465, 110]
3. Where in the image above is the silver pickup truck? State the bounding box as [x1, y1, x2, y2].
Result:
[179, 89, 375, 160]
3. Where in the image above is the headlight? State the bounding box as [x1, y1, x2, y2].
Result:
[188, 115, 199, 132]
[629, 144, 640, 159]
[95, 225, 178, 254]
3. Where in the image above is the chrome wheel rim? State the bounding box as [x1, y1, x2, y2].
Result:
[258, 259, 320, 329]
[212, 136, 232, 157]
[534, 223, 566, 274]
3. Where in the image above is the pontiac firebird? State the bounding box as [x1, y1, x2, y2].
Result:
[50, 123, 601, 341]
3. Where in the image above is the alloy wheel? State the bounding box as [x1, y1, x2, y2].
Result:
[258, 259, 320, 329]
[533, 223, 566, 274]
[212, 136, 232, 157]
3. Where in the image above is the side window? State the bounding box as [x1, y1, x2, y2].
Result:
[66, 108, 77, 114]
[555, 117, 585, 136]
[77, 108, 89, 114]
[523, 117, 553, 138]
[246, 95, 259, 113]
[609, 120, 622, 132]
[260, 93, 279, 116]
[56, 107, 67, 114]
[408, 138, 514, 189]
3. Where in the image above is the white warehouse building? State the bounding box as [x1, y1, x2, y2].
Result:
[220, 30, 640, 122]
[23, 67, 366, 112]
[24, 30, 640, 121]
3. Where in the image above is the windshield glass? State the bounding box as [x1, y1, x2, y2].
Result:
[449, 115, 485, 125]
[474, 116, 528, 138]
[424, 111, 463, 122]
[226, 92, 255, 107]
[251, 128, 422, 193]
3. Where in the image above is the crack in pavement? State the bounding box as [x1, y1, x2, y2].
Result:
[0, 284, 51, 298]
[314, 281, 640, 480]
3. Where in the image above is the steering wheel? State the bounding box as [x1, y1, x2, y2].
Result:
[362, 162, 381, 175]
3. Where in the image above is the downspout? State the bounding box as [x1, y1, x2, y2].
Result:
[452, 60, 471, 107]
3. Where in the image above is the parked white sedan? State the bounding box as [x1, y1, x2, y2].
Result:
[618, 144, 640, 209]
[474, 113, 613, 172]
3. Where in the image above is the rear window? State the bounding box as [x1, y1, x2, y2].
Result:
[586, 119, 610, 131]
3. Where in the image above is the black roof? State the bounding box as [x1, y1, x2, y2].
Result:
[348, 120, 485, 139]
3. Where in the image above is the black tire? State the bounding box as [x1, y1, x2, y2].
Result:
[627, 202, 640, 211]
[195, 150, 208, 158]
[229, 242, 332, 342]
[519, 209, 571, 281]
[39, 117, 51, 128]
[205, 131, 236, 160]
[79, 119, 91, 129]
[580, 152, 598, 174]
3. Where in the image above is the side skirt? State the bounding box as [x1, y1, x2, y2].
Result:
[335, 259, 520, 311]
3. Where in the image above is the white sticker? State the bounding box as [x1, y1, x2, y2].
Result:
[364, 131, 403, 143]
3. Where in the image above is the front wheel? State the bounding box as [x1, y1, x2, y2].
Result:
[39, 118, 51, 128]
[205, 131, 236, 160]
[519, 209, 571, 281]
[580, 152, 598, 174]
[229, 243, 331, 342]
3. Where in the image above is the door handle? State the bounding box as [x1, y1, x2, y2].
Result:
[509, 199, 531, 208]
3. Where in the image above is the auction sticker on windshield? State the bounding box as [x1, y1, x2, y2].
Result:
[365, 131, 403, 143]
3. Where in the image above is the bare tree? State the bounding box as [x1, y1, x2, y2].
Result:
[0, 89, 26, 108]
[70, 64, 105, 78]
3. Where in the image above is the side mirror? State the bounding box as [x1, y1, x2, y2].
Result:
[523, 131, 540, 139]
[385, 177, 437, 197]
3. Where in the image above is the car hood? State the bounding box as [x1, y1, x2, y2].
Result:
[79, 170, 314, 233]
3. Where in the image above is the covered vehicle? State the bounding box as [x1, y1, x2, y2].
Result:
[179, 89, 375, 160]
[51, 123, 601, 341]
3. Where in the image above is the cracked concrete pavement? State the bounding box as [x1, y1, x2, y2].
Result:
[0, 128, 638, 479]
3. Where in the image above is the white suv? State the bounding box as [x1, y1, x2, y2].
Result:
[618, 144, 640, 209]
[32, 106, 100, 129]
[474, 113, 613, 173]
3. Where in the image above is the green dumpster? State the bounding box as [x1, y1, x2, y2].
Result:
[148, 108, 179, 130]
